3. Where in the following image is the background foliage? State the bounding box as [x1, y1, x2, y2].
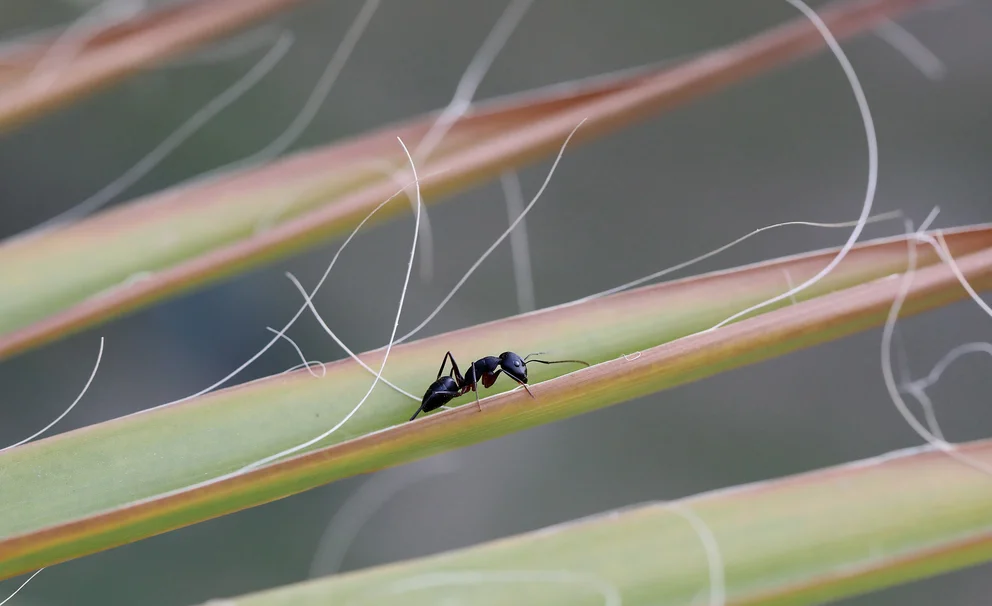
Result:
[1, 1, 991, 604]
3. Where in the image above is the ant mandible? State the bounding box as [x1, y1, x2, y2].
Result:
[409, 350, 590, 421]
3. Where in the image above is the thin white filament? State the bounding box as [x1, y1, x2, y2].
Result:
[226, 0, 379, 166]
[390, 9, 902, 326]
[396, 118, 587, 344]
[235, 136, 422, 473]
[409, 0, 534, 282]
[572, 213, 901, 306]
[392, 134, 896, 349]
[879, 211, 992, 476]
[280, 360, 326, 377]
[891, 326, 945, 439]
[879, 216, 948, 446]
[0, 569, 45, 606]
[366, 159, 435, 284]
[308, 459, 457, 578]
[893, 228, 992, 443]
[892, 324, 915, 386]
[284, 272, 419, 401]
[164, 26, 284, 68]
[467, 54, 692, 115]
[501, 170, 537, 312]
[176, 0, 380, 189]
[27, 31, 294, 233]
[707, 0, 878, 333]
[909, 342, 992, 392]
[667, 502, 725, 606]
[930, 231, 992, 319]
[901, 381, 946, 442]
[2, 337, 104, 452]
[874, 19, 946, 80]
[368, 571, 622, 606]
[0, 25, 61, 57]
[782, 268, 799, 305]
[411, 0, 535, 163]
[25, 0, 143, 92]
[131, 170, 439, 418]
[265, 326, 325, 378]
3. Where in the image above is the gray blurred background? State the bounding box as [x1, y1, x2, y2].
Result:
[1, 0, 991, 604]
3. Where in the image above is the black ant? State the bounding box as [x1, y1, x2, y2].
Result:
[409, 350, 590, 421]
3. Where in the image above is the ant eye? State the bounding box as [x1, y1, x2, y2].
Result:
[514, 360, 520, 366]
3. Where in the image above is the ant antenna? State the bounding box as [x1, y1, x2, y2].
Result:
[522, 351, 547, 361]
[524, 357, 591, 368]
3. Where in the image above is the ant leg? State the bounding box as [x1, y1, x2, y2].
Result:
[434, 355, 448, 380]
[410, 389, 461, 421]
[473, 383, 483, 412]
[446, 351, 466, 386]
[516, 380, 536, 398]
[436, 351, 456, 380]
[501, 371, 535, 398]
[481, 369, 501, 389]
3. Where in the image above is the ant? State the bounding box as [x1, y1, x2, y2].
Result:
[409, 350, 590, 421]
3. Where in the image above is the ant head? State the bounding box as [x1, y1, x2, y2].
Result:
[498, 351, 528, 383]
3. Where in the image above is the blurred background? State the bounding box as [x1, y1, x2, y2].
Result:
[1, 0, 991, 604]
